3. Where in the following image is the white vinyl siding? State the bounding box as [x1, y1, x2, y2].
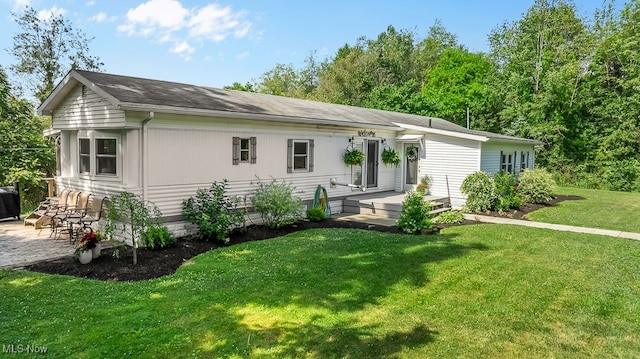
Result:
[422, 134, 481, 207]
[52, 84, 126, 129]
[480, 142, 535, 175]
[143, 123, 397, 217]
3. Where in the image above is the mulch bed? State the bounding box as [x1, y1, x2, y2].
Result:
[23, 195, 582, 282]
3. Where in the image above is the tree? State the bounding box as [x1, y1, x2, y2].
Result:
[488, 0, 591, 167]
[105, 192, 162, 265]
[0, 66, 55, 205]
[224, 82, 256, 92]
[420, 48, 496, 127]
[10, 6, 103, 103]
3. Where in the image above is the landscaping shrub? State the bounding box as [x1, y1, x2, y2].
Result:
[252, 179, 303, 228]
[601, 159, 640, 192]
[306, 206, 326, 222]
[493, 170, 523, 211]
[182, 179, 244, 243]
[432, 210, 465, 224]
[518, 168, 556, 204]
[460, 171, 496, 212]
[396, 191, 434, 234]
[141, 225, 175, 249]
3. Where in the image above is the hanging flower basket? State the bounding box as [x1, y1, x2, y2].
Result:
[406, 146, 419, 161]
[381, 148, 401, 167]
[343, 148, 365, 166]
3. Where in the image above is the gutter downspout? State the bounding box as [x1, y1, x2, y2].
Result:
[142, 112, 154, 202]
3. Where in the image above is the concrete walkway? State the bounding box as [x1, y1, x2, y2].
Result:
[0, 219, 75, 269]
[464, 214, 640, 241]
[335, 213, 640, 241]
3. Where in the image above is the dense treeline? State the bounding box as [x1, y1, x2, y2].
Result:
[227, 0, 640, 192]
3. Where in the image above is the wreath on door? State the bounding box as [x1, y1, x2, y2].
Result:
[406, 146, 419, 161]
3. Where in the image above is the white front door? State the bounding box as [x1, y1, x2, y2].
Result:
[403, 143, 419, 191]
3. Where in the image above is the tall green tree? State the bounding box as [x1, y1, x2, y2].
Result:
[10, 6, 103, 103]
[420, 48, 497, 128]
[488, 0, 591, 167]
[0, 66, 55, 204]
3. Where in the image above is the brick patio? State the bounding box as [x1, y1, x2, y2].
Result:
[0, 219, 75, 269]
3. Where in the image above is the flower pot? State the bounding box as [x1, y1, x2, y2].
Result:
[78, 249, 92, 264]
[92, 243, 102, 259]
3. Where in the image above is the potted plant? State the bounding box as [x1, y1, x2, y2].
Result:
[74, 231, 102, 263]
[343, 148, 365, 166]
[381, 148, 401, 167]
[416, 174, 432, 195]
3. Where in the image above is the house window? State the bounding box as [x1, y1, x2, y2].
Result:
[79, 138, 91, 174]
[500, 151, 513, 173]
[287, 139, 314, 173]
[232, 137, 256, 165]
[520, 151, 529, 172]
[240, 139, 250, 162]
[96, 138, 117, 176]
[77, 133, 120, 178]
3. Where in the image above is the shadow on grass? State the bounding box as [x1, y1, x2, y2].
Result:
[154, 229, 487, 357]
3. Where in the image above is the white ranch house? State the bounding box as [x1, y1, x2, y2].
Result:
[38, 70, 538, 227]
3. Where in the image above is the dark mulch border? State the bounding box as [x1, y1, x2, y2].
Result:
[23, 195, 581, 282]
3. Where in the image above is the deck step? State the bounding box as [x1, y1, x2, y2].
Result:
[343, 192, 451, 220]
[429, 207, 452, 216]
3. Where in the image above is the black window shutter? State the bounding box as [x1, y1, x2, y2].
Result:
[250, 137, 257, 164]
[308, 139, 315, 172]
[287, 139, 293, 173]
[499, 150, 503, 171]
[513, 151, 517, 174]
[232, 137, 240, 165]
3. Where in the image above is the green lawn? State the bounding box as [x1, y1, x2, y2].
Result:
[526, 187, 640, 233]
[2, 226, 639, 358]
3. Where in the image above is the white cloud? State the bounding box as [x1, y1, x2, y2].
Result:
[118, 0, 252, 58]
[10, 0, 31, 12]
[89, 12, 117, 23]
[236, 51, 249, 60]
[37, 6, 67, 20]
[171, 41, 194, 54]
[120, 0, 188, 36]
[86, 0, 95, 6]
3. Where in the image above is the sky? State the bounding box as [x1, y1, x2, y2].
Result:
[0, 0, 618, 92]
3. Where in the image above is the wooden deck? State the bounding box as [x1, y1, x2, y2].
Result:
[342, 191, 451, 219]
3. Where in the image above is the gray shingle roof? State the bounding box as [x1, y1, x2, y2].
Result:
[55, 70, 538, 143]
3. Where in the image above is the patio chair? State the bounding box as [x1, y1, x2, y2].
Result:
[51, 191, 82, 239]
[79, 196, 106, 232]
[58, 192, 93, 243]
[66, 195, 105, 241]
[32, 189, 70, 233]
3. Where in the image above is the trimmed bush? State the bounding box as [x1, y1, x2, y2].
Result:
[432, 210, 465, 224]
[396, 191, 434, 234]
[493, 170, 523, 211]
[306, 206, 326, 222]
[518, 168, 556, 204]
[252, 179, 303, 228]
[142, 225, 175, 249]
[182, 180, 244, 243]
[460, 171, 496, 212]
